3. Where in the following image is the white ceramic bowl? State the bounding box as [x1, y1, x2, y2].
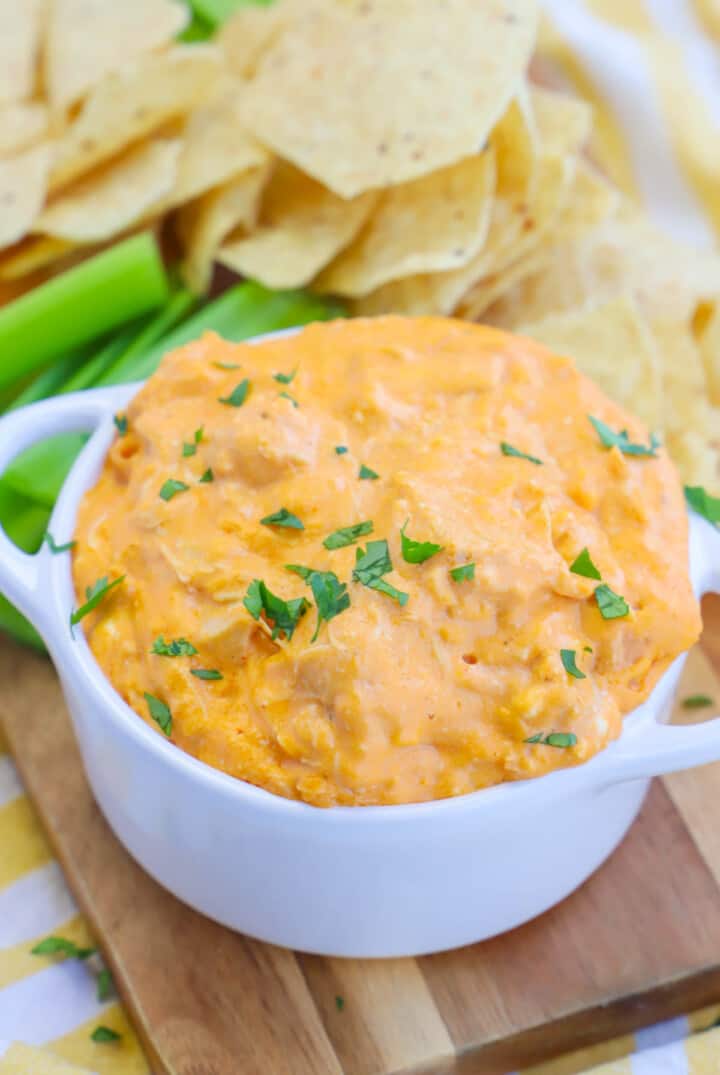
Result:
[1, 371, 720, 957]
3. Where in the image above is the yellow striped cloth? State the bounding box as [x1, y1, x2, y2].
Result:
[3, 2, 720, 1073]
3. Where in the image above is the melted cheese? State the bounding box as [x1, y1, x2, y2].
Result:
[73, 317, 701, 806]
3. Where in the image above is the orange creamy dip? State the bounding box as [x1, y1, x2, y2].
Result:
[73, 317, 700, 806]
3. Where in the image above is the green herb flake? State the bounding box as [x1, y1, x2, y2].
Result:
[685, 485, 720, 525]
[309, 570, 351, 641]
[524, 732, 578, 749]
[113, 414, 128, 436]
[219, 378, 250, 407]
[44, 531, 76, 554]
[274, 369, 297, 385]
[594, 583, 630, 620]
[569, 548, 601, 580]
[588, 416, 659, 458]
[335, 995, 345, 1012]
[243, 579, 309, 641]
[353, 540, 409, 606]
[335, 445, 348, 455]
[358, 463, 379, 480]
[191, 668, 223, 681]
[285, 564, 314, 581]
[323, 520, 374, 549]
[182, 427, 204, 457]
[213, 361, 240, 370]
[500, 441, 543, 465]
[71, 575, 124, 626]
[400, 519, 443, 564]
[199, 467, 214, 483]
[152, 636, 197, 657]
[91, 1026, 122, 1044]
[260, 507, 304, 530]
[682, 694, 714, 709]
[31, 936, 95, 960]
[279, 390, 298, 407]
[144, 692, 172, 736]
[450, 563, 475, 583]
[560, 649, 586, 680]
[159, 478, 190, 502]
[97, 968, 114, 1002]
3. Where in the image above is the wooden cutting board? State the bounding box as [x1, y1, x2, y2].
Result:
[2, 598, 720, 1075]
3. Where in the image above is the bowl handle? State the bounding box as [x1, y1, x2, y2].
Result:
[0, 386, 131, 626]
[600, 715, 720, 785]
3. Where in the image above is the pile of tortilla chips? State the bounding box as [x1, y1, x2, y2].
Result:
[1, 0, 718, 490]
[202, 0, 718, 490]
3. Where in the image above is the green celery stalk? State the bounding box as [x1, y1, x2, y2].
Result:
[0, 486, 50, 651]
[0, 233, 169, 391]
[103, 282, 344, 385]
[59, 319, 150, 395]
[6, 342, 98, 411]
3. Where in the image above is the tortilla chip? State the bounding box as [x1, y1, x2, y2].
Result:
[219, 161, 377, 288]
[698, 302, 720, 407]
[0, 143, 51, 248]
[37, 139, 181, 242]
[49, 46, 222, 190]
[531, 86, 593, 157]
[0, 102, 47, 157]
[45, 0, 189, 112]
[178, 161, 273, 294]
[242, 0, 538, 196]
[520, 298, 663, 431]
[166, 84, 271, 209]
[0, 235, 75, 280]
[0, 0, 43, 104]
[220, 0, 301, 80]
[650, 319, 719, 489]
[490, 81, 538, 197]
[316, 148, 496, 298]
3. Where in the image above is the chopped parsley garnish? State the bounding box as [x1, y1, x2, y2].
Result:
[199, 467, 214, 483]
[560, 649, 586, 679]
[285, 564, 313, 581]
[500, 441, 543, 465]
[569, 548, 601, 580]
[31, 936, 95, 960]
[323, 520, 373, 549]
[450, 563, 475, 582]
[594, 583, 629, 620]
[274, 369, 297, 384]
[588, 416, 659, 458]
[279, 390, 298, 407]
[260, 507, 304, 530]
[152, 636, 197, 657]
[159, 478, 189, 501]
[213, 361, 240, 370]
[191, 668, 223, 681]
[91, 1026, 121, 1044]
[524, 732, 577, 748]
[144, 692, 172, 736]
[113, 414, 128, 435]
[97, 968, 114, 1002]
[682, 694, 714, 709]
[219, 378, 250, 407]
[685, 485, 720, 525]
[243, 579, 309, 640]
[308, 570, 351, 641]
[44, 531, 76, 554]
[182, 427, 204, 456]
[400, 519, 443, 564]
[335, 445, 348, 455]
[358, 463, 379, 480]
[335, 995, 345, 1012]
[353, 540, 408, 606]
[71, 575, 124, 626]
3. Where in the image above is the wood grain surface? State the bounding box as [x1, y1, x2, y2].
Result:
[2, 597, 720, 1075]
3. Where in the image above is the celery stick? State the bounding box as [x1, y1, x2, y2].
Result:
[1, 434, 87, 508]
[60, 319, 149, 395]
[0, 233, 169, 390]
[0, 488, 50, 651]
[7, 343, 98, 411]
